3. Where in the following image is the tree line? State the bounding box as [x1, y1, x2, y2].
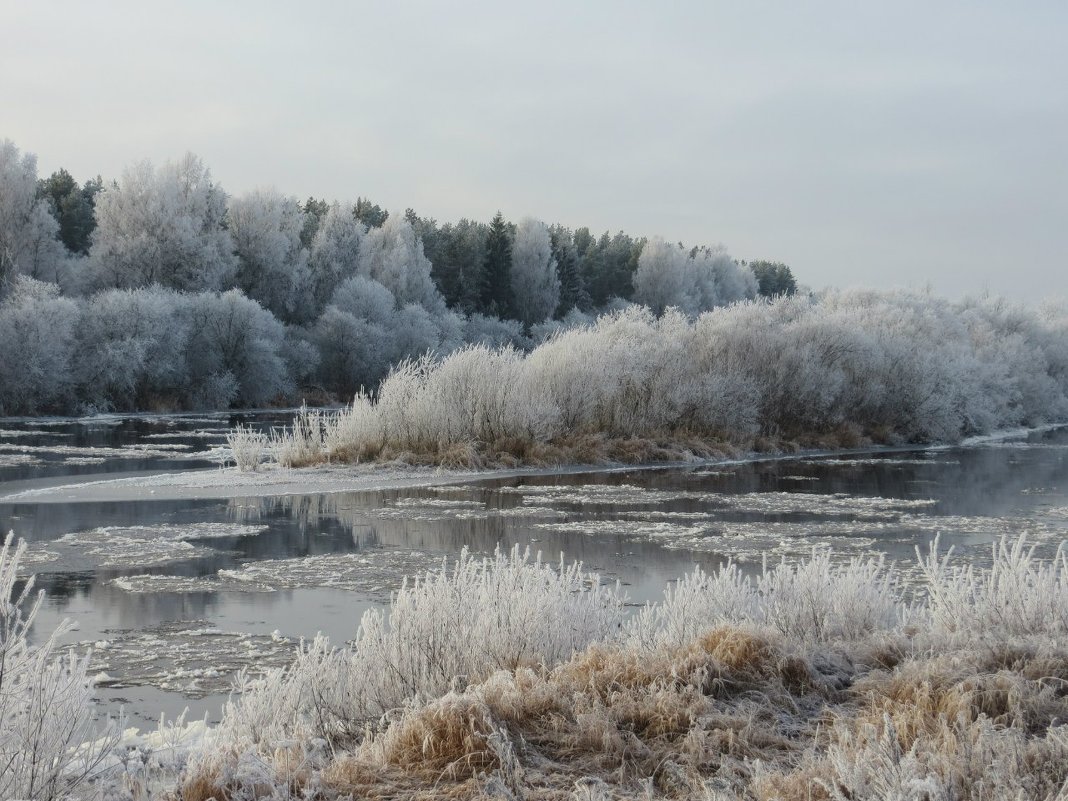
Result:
[0, 139, 794, 414]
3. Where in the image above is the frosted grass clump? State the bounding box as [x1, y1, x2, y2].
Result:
[212, 545, 626, 750]
[226, 423, 267, 471]
[180, 533, 1068, 799]
[0, 533, 120, 800]
[268, 403, 326, 467]
[626, 549, 904, 649]
[919, 534, 1068, 641]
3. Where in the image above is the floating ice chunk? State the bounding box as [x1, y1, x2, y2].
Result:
[79, 620, 297, 698]
[0, 453, 43, 467]
[23, 523, 265, 571]
[218, 549, 443, 595]
[113, 548, 442, 598]
[0, 428, 70, 438]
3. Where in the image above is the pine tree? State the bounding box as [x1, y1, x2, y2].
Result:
[550, 225, 586, 315]
[300, 197, 330, 248]
[480, 211, 514, 318]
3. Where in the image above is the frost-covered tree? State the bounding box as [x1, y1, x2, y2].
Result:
[510, 217, 560, 327]
[88, 153, 236, 292]
[0, 278, 78, 413]
[632, 238, 694, 315]
[357, 213, 444, 311]
[307, 202, 366, 315]
[634, 238, 756, 315]
[694, 244, 758, 306]
[74, 287, 190, 410]
[228, 188, 309, 322]
[314, 276, 463, 395]
[0, 140, 66, 290]
[180, 290, 292, 407]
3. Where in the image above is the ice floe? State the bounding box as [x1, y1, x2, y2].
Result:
[112, 548, 443, 598]
[83, 620, 296, 697]
[20, 523, 268, 573]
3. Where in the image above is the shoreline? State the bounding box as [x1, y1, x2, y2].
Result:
[2, 422, 1064, 505]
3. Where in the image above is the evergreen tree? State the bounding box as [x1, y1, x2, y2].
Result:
[38, 168, 99, 255]
[748, 260, 797, 297]
[480, 211, 514, 318]
[300, 197, 329, 248]
[354, 197, 388, 228]
[550, 225, 586, 315]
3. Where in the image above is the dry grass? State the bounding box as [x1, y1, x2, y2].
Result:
[170, 535, 1068, 801]
[191, 627, 1068, 800]
[175, 767, 226, 801]
[369, 695, 503, 779]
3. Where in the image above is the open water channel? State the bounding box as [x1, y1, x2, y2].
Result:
[1, 412, 1066, 729]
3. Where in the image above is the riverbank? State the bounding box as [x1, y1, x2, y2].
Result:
[86, 531, 1068, 800]
[3, 423, 1065, 505]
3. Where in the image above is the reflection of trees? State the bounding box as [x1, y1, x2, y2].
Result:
[32, 571, 95, 603]
[8, 427, 1067, 660]
[232, 484, 721, 604]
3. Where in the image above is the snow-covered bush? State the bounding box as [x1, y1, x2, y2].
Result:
[275, 289, 1068, 466]
[209, 546, 626, 751]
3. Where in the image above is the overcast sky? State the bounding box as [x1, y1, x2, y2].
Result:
[2, 1, 1065, 300]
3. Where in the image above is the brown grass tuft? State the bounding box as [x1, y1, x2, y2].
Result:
[368, 694, 502, 780]
[178, 765, 227, 801]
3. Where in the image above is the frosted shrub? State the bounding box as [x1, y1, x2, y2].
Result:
[920, 535, 1068, 641]
[213, 546, 627, 750]
[0, 533, 120, 800]
[227, 424, 268, 471]
[625, 560, 758, 650]
[628, 550, 903, 649]
[757, 550, 904, 642]
[271, 288, 1068, 469]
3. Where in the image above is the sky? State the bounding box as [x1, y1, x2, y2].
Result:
[2, 0, 1065, 300]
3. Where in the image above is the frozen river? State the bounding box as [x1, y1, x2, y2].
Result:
[2, 411, 1066, 728]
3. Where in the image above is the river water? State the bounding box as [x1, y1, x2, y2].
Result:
[1, 412, 1066, 728]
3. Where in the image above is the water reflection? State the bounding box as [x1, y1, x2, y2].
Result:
[1, 420, 1065, 725]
